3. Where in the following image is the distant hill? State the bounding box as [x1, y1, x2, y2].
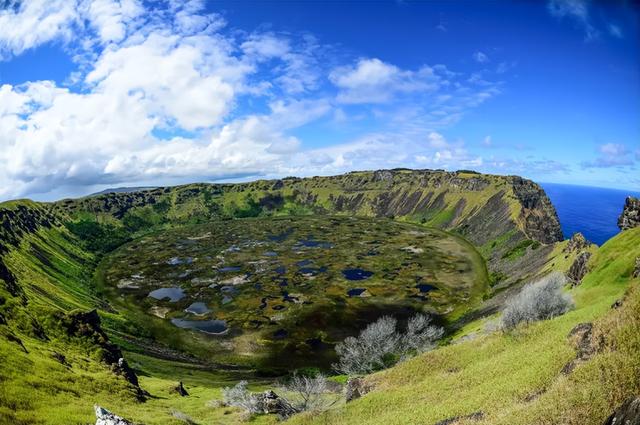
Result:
[89, 186, 157, 196]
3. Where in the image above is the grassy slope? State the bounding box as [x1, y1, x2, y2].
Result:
[288, 227, 640, 425]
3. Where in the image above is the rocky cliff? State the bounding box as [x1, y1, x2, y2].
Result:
[618, 196, 640, 230]
[54, 168, 563, 249]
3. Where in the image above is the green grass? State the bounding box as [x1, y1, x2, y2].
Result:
[0, 187, 633, 425]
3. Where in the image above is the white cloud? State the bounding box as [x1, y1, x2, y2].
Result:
[81, 0, 144, 44]
[581, 143, 635, 168]
[329, 58, 439, 104]
[0, 0, 79, 59]
[0, 1, 502, 201]
[547, 0, 598, 40]
[473, 51, 489, 63]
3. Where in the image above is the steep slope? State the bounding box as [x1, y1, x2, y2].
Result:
[289, 226, 640, 425]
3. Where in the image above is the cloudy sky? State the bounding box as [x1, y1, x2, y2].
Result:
[0, 0, 638, 201]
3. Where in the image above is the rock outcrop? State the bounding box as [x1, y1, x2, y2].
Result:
[173, 381, 189, 396]
[256, 390, 297, 417]
[602, 397, 640, 425]
[64, 310, 143, 398]
[434, 411, 485, 425]
[345, 377, 373, 402]
[564, 232, 591, 253]
[510, 176, 563, 244]
[561, 322, 598, 374]
[567, 251, 592, 285]
[618, 196, 640, 230]
[94, 405, 132, 425]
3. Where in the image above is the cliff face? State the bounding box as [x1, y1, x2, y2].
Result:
[510, 177, 564, 244]
[54, 169, 564, 248]
[618, 196, 640, 230]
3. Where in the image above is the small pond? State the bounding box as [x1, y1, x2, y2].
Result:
[342, 268, 374, 281]
[148, 287, 186, 302]
[184, 302, 211, 315]
[347, 288, 366, 297]
[416, 283, 438, 293]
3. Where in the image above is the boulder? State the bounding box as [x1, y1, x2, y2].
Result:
[256, 390, 297, 417]
[602, 397, 640, 425]
[564, 232, 591, 253]
[345, 377, 373, 402]
[94, 405, 133, 425]
[567, 251, 592, 285]
[618, 197, 640, 230]
[173, 381, 189, 396]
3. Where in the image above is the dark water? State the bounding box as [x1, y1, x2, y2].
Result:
[541, 183, 640, 246]
[415, 283, 437, 293]
[342, 268, 373, 280]
[170, 318, 227, 334]
[347, 288, 366, 297]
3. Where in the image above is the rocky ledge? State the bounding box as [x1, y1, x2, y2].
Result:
[618, 196, 640, 230]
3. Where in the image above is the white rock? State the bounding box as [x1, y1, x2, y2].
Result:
[94, 405, 132, 425]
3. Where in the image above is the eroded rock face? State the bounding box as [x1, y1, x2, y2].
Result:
[618, 196, 640, 230]
[568, 251, 592, 285]
[95, 405, 132, 425]
[510, 176, 563, 244]
[602, 397, 640, 425]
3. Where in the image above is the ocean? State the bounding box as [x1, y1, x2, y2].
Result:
[540, 182, 640, 246]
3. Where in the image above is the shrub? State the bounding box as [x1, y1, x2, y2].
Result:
[222, 380, 261, 414]
[279, 373, 338, 413]
[334, 316, 400, 375]
[334, 314, 444, 375]
[501, 272, 574, 330]
[401, 314, 444, 354]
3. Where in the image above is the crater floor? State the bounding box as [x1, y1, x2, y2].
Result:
[100, 216, 488, 369]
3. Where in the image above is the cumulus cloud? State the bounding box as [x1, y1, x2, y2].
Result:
[0, 0, 80, 59]
[0, 1, 502, 200]
[329, 58, 440, 104]
[581, 143, 635, 168]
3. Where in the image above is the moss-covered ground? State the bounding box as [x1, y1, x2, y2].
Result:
[97, 216, 488, 371]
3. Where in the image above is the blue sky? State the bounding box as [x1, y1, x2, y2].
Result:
[0, 0, 638, 201]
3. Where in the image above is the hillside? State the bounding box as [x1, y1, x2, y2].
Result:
[54, 169, 562, 292]
[289, 226, 640, 425]
[1, 169, 634, 425]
